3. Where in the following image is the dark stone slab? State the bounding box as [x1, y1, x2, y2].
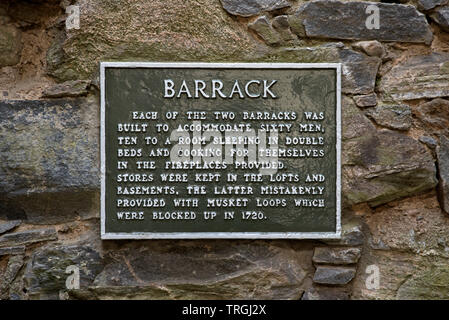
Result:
[417, 0, 447, 11]
[220, 0, 291, 17]
[342, 97, 437, 207]
[0, 99, 100, 224]
[0, 255, 24, 299]
[437, 136, 449, 214]
[414, 99, 449, 137]
[365, 104, 412, 131]
[0, 228, 57, 248]
[313, 247, 362, 265]
[290, 1, 433, 44]
[0, 220, 21, 235]
[431, 8, 449, 32]
[0, 246, 25, 256]
[92, 242, 306, 299]
[24, 245, 104, 299]
[313, 266, 356, 285]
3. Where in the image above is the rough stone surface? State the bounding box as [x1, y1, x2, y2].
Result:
[431, 7, 449, 32]
[0, 246, 25, 256]
[353, 93, 377, 108]
[0, 228, 57, 248]
[290, 1, 433, 44]
[47, 0, 261, 82]
[25, 245, 104, 299]
[414, 99, 449, 137]
[301, 286, 350, 300]
[0, 24, 22, 67]
[313, 247, 362, 265]
[313, 266, 356, 285]
[419, 136, 438, 149]
[339, 48, 381, 94]
[352, 41, 385, 58]
[41, 80, 90, 98]
[379, 53, 449, 100]
[365, 104, 412, 131]
[0, 220, 21, 234]
[88, 242, 306, 300]
[0, 98, 99, 224]
[437, 136, 449, 214]
[0, 255, 24, 299]
[417, 0, 447, 11]
[272, 15, 297, 44]
[248, 16, 281, 45]
[342, 97, 437, 207]
[220, 0, 291, 17]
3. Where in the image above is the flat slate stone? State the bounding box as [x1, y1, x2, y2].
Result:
[313, 247, 362, 265]
[437, 136, 449, 214]
[0, 246, 25, 256]
[248, 15, 281, 45]
[0, 220, 21, 235]
[342, 97, 437, 207]
[0, 228, 57, 248]
[290, 1, 433, 44]
[414, 99, 449, 137]
[379, 53, 449, 100]
[417, 0, 447, 11]
[431, 7, 449, 32]
[41, 80, 90, 98]
[313, 266, 356, 285]
[220, 0, 291, 17]
[365, 104, 412, 131]
[354, 93, 377, 107]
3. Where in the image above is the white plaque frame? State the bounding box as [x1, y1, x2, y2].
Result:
[100, 62, 342, 240]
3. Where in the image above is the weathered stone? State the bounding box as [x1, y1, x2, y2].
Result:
[379, 53, 449, 100]
[302, 286, 350, 300]
[220, 0, 291, 17]
[47, 0, 261, 81]
[313, 247, 362, 265]
[366, 191, 449, 255]
[353, 93, 377, 107]
[431, 7, 449, 32]
[0, 25, 22, 67]
[437, 136, 449, 214]
[248, 16, 281, 45]
[419, 136, 438, 149]
[313, 266, 356, 285]
[290, 1, 433, 44]
[396, 263, 449, 299]
[417, 0, 447, 11]
[0, 228, 57, 248]
[342, 97, 437, 207]
[0, 255, 24, 298]
[0, 246, 25, 256]
[0, 220, 21, 234]
[0, 99, 100, 224]
[352, 41, 385, 58]
[42, 80, 90, 98]
[414, 99, 449, 137]
[339, 49, 381, 94]
[365, 104, 412, 131]
[91, 242, 306, 299]
[324, 222, 365, 246]
[24, 245, 104, 299]
[272, 15, 297, 43]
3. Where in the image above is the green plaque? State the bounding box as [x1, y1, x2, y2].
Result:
[100, 62, 341, 239]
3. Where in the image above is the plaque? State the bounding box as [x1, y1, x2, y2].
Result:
[100, 62, 341, 239]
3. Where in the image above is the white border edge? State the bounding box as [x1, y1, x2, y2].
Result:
[100, 62, 342, 240]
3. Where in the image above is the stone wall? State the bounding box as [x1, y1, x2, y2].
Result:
[1, 0, 449, 300]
